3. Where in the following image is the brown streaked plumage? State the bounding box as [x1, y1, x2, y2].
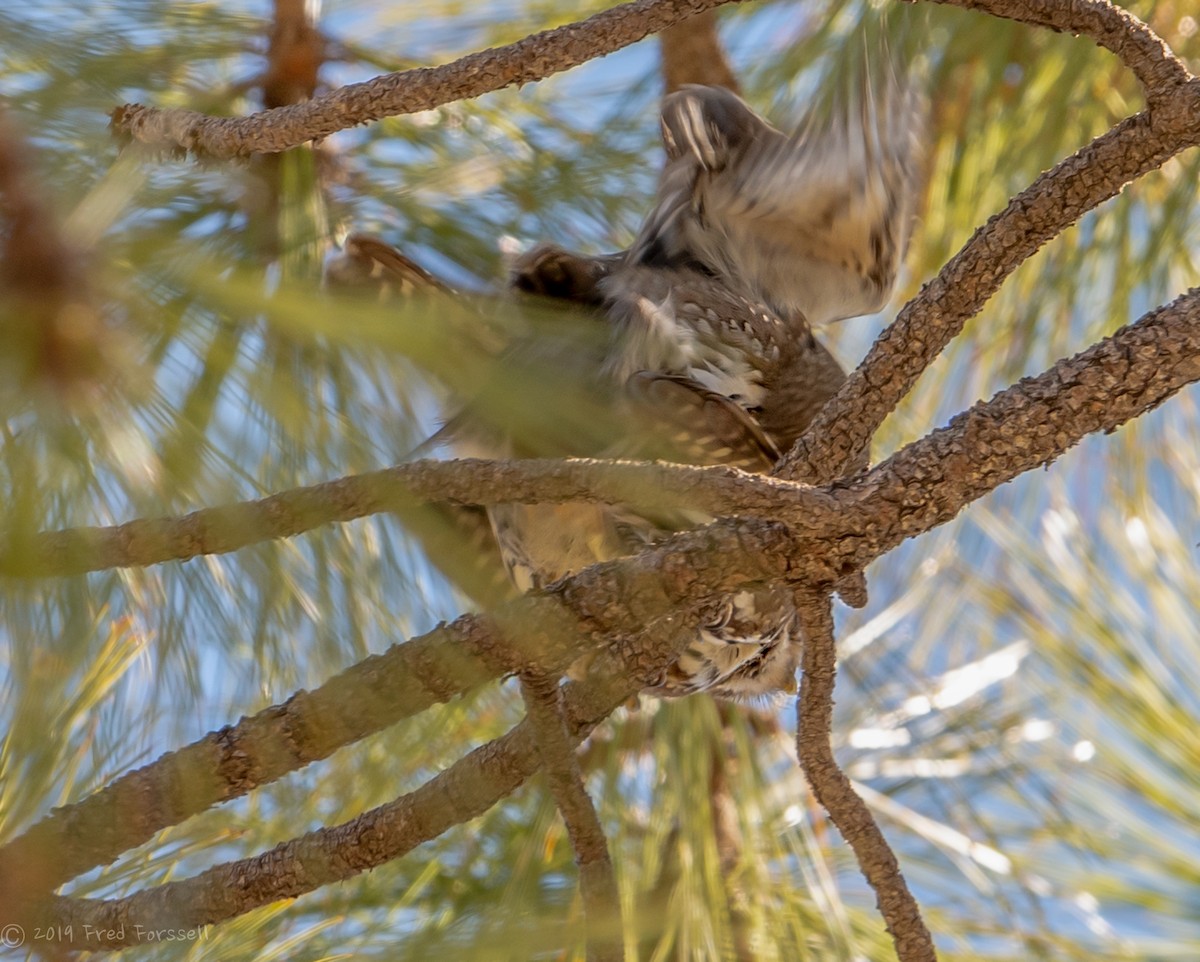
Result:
[336, 66, 921, 698]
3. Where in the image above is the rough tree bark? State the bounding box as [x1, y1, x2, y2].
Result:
[3, 0, 1199, 959]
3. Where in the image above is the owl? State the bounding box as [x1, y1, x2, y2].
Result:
[490, 253, 845, 696]
[489, 77, 920, 696]
[335, 70, 920, 696]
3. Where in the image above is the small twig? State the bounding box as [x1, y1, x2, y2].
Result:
[521, 674, 623, 962]
[794, 590, 936, 962]
[110, 0, 741, 158]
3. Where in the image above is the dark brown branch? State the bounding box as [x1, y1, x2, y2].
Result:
[110, 0, 740, 159]
[778, 79, 1200, 486]
[27, 612, 701, 950]
[919, 0, 1190, 96]
[34, 687, 614, 949]
[794, 591, 935, 962]
[521, 674, 623, 962]
[0, 110, 78, 302]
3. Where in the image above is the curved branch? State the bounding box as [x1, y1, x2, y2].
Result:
[920, 0, 1191, 95]
[778, 78, 1200, 486]
[827, 284, 1200, 568]
[795, 590, 935, 961]
[110, 0, 738, 158]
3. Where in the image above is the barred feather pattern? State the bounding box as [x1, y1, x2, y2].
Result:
[447, 75, 919, 698]
[488, 251, 846, 698]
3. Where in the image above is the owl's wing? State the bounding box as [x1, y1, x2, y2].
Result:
[632, 80, 923, 325]
[324, 235, 521, 604]
[324, 232, 455, 297]
[621, 370, 778, 471]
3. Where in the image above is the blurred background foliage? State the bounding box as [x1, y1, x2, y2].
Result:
[1, 0, 1198, 959]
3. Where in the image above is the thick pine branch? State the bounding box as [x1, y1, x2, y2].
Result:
[14, 285, 1200, 584]
[0, 458, 825, 577]
[778, 88, 1200, 485]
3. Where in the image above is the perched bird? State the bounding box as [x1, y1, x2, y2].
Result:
[494, 76, 921, 697]
[337, 70, 921, 697]
[469, 253, 847, 697]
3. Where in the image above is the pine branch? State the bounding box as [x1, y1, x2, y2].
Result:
[916, 0, 1191, 96]
[109, 0, 743, 158]
[777, 93, 1200, 486]
[12, 285, 1200, 589]
[14, 615, 699, 950]
[778, 0, 1199, 485]
[795, 590, 936, 962]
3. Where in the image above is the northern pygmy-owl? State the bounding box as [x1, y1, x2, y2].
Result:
[458, 256, 846, 697]
[495, 78, 921, 696]
[338, 73, 919, 697]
